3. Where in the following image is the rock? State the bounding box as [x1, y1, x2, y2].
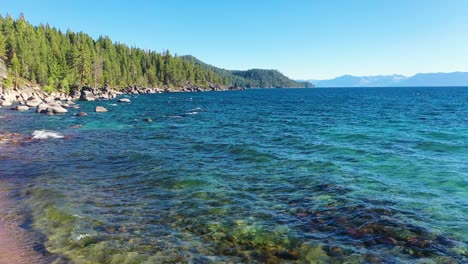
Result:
[46, 105, 68, 114]
[26, 98, 43, 107]
[36, 103, 49, 113]
[75, 112, 87, 117]
[43, 96, 56, 104]
[143, 118, 153, 122]
[0, 100, 12, 107]
[275, 250, 300, 260]
[79, 90, 95, 101]
[328, 246, 344, 257]
[0, 58, 7, 79]
[0, 132, 27, 144]
[12, 105, 29, 111]
[95, 106, 108, 112]
[118, 98, 131, 103]
[98, 94, 110, 100]
[1, 90, 20, 102]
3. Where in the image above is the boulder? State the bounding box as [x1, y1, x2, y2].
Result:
[26, 98, 43, 107]
[35, 103, 49, 113]
[98, 94, 110, 100]
[0, 59, 7, 80]
[12, 105, 29, 111]
[43, 96, 56, 104]
[0, 100, 12, 107]
[95, 106, 108, 112]
[79, 90, 95, 101]
[46, 105, 68, 114]
[118, 98, 131, 103]
[2, 90, 20, 102]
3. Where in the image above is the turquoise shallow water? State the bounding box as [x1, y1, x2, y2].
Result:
[0, 87, 467, 263]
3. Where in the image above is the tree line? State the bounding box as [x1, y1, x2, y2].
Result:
[0, 14, 311, 93]
[181, 55, 312, 88]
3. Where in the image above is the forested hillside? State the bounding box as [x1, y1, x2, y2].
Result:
[0, 14, 311, 93]
[181, 55, 312, 88]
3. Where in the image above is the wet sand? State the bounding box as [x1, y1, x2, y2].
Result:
[0, 184, 50, 264]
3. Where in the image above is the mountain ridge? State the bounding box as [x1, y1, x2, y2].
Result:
[180, 55, 313, 88]
[309, 72, 468, 87]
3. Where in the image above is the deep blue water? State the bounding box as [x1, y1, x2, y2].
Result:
[0, 87, 467, 263]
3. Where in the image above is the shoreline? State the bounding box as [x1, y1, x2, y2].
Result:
[0, 184, 51, 264]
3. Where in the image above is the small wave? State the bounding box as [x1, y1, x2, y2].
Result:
[71, 232, 93, 241]
[185, 112, 199, 115]
[32, 130, 64, 139]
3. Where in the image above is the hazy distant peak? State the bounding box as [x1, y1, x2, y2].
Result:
[310, 72, 468, 87]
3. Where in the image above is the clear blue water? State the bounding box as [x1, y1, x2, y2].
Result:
[0, 87, 467, 263]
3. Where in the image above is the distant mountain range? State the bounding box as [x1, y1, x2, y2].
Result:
[307, 72, 468, 87]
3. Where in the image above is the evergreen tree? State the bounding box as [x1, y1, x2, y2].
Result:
[0, 15, 5, 59]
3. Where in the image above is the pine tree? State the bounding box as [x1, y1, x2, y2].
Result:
[92, 49, 103, 88]
[0, 15, 5, 60]
[10, 52, 20, 89]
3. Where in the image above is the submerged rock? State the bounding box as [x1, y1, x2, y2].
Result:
[70, 124, 83, 129]
[75, 112, 87, 117]
[0, 132, 28, 144]
[95, 106, 108, 112]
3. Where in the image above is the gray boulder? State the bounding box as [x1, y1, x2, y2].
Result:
[95, 106, 108, 112]
[43, 96, 56, 104]
[79, 90, 95, 101]
[46, 105, 68, 114]
[12, 105, 29, 111]
[0, 100, 12, 107]
[35, 103, 49, 113]
[26, 98, 43, 107]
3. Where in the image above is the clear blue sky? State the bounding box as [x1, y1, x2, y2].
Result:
[2, 0, 468, 79]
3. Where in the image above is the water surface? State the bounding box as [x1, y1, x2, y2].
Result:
[0, 87, 467, 263]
